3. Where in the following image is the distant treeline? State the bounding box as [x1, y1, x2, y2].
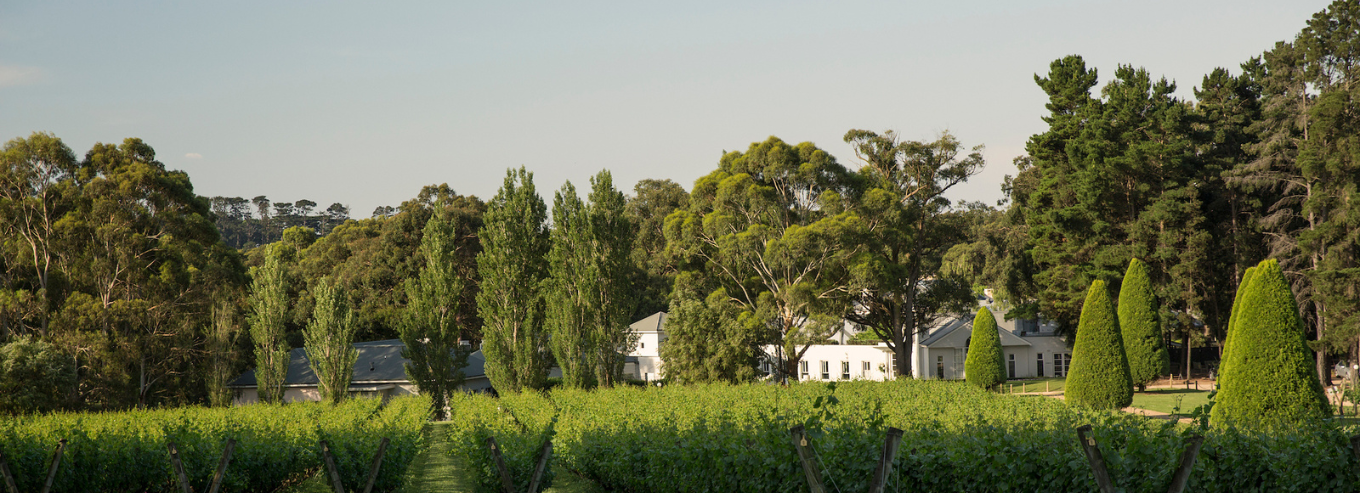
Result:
[208, 196, 351, 248]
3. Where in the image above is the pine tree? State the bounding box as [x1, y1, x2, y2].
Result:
[1065, 280, 1133, 409]
[401, 205, 470, 419]
[964, 307, 1006, 389]
[1118, 258, 1168, 390]
[248, 245, 290, 404]
[304, 277, 358, 405]
[476, 167, 551, 393]
[1211, 259, 1330, 427]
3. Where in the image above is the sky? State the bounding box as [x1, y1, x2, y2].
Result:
[0, 1, 1334, 218]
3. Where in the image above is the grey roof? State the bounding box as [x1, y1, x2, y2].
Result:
[918, 318, 971, 346]
[227, 339, 486, 388]
[630, 312, 667, 333]
[919, 317, 1033, 348]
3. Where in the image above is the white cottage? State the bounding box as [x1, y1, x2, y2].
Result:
[909, 304, 1070, 380]
[625, 312, 668, 381]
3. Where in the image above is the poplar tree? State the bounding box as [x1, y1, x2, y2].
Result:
[964, 307, 1005, 389]
[1211, 259, 1330, 427]
[304, 277, 358, 405]
[1065, 280, 1133, 409]
[476, 167, 551, 393]
[401, 205, 469, 419]
[1118, 258, 1168, 390]
[248, 245, 290, 404]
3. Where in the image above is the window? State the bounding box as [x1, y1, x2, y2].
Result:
[936, 355, 944, 379]
[799, 360, 809, 380]
[889, 358, 897, 378]
[862, 361, 871, 377]
[1036, 353, 1045, 378]
[640, 342, 645, 348]
[821, 361, 830, 380]
[1007, 353, 1015, 379]
[841, 361, 850, 380]
[1054, 353, 1071, 377]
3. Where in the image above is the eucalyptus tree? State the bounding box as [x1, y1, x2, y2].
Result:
[0, 132, 80, 336]
[664, 137, 862, 382]
[625, 179, 689, 319]
[843, 130, 982, 378]
[476, 167, 551, 393]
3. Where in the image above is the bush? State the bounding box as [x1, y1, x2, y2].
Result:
[1066, 280, 1133, 409]
[1211, 259, 1330, 427]
[1118, 258, 1168, 390]
[1216, 266, 1256, 391]
[964, 307, 1005, 388]
[0, 336, 76, 415]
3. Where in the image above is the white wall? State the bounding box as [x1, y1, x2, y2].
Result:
[775, 344, 894, 382]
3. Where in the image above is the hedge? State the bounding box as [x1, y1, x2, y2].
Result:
[965, 307, 1006, 388]
[1118, 258, 1168, 390]
[1211, 259, 1330, 427]
[1066, 280, 1133, 410]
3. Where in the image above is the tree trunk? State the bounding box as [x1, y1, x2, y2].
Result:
[1317, 302, 1331, 386]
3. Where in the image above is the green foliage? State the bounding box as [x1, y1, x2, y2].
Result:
[401, 204, 470, 420]
[843, 130, 984, 377]
[545, 171, 638, 390]
[964, 307, 1005, 389]
[624, 179, 689, 320]
[445, 391, 555, 493]
[0, 337, 76, 414]
[1118, 258, 1168, 390]
[304, 277, 358, 405]
[477, 167, 551, 393]
[0, 395, 428, 492]
[659, 286, 763, 384]
[546, 380, 1360, 492]
[248, 245, 291, 404]
[1066, 280, 1133, 409]
[1216, 266, 1256, 394]
[1211, 259, 1330, 427]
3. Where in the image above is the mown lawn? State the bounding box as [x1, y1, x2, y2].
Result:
[1004, 377, 1065, 393]
[1129, 389, 1211, 415]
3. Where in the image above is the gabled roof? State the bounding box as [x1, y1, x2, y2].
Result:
[227, 339, 486, 389]
[920, 317, 1031, 348]
[630, 312, 667, 334]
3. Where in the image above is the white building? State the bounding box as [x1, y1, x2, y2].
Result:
[910, 304, 1070, 380]
[625, 312, 668, 381]
[764, 343, 897, 382]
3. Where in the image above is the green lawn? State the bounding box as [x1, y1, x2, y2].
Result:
[1129, 389, 1211, 415]
[1005, 377, 1065, 393]
[284, 421, 603, 493]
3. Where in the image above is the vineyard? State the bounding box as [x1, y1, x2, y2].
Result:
[0, 395, 429, 493]
[458, 380, 1360, 493]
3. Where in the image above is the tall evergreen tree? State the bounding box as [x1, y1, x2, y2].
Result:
[476, 167, 551, 393]
[1211, 259, 1330, 427]
[1216, 266, 1257, 394]
[248, 245, 290, 404]
[964, 307, 1005, 389]
[1065, 280, 1133, 410]
[304, 277, 358, 405]
[1118, 258, 1168, 390]
[400, 205, 469, 419]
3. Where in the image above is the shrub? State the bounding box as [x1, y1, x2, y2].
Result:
[964, 307, 1005, 389]
[446, 392, 556, 493]
[0, 337, 76, 415]
[1211, 259, 1330, 427]
[1066, 280, 1133, 409]
[1215, 266, 1256, 392]
[1118, 258, 1168, 390]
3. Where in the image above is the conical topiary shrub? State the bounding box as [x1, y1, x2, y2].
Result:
[965, 307, 1006, 389]
[1118, 258, 1168, 391]
[1210, 259, 1330, 427]
[1066, 280, 1133, 409]
[1215, 266, 1256, 392]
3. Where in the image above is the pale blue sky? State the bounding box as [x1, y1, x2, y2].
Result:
[0, 1, 1331, 217]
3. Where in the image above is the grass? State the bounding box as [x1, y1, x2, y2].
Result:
[284, 421, 604, 493]
[1129, 389, 1211, 415]
[1003, 377, 1066, 393]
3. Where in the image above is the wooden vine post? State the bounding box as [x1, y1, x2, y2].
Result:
[0, 445, 17, 493]
[208, 439, 237, 493]
[868, 427, 904, 493]
[1075, 425, 1115, 493]
[320, 440, 346, 493]
[485, 437, 516, 493]
[167, 442, 192, 493]
[1165, 435, 1205, 493]
[788, 425, 826, 493]
[526, 439, 553, 493]
[361, 437, 390, 493]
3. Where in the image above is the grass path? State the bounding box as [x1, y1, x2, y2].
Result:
[287, 421, 604, 492]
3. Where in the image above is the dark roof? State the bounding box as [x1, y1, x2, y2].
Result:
[228, 339, 486, 388]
